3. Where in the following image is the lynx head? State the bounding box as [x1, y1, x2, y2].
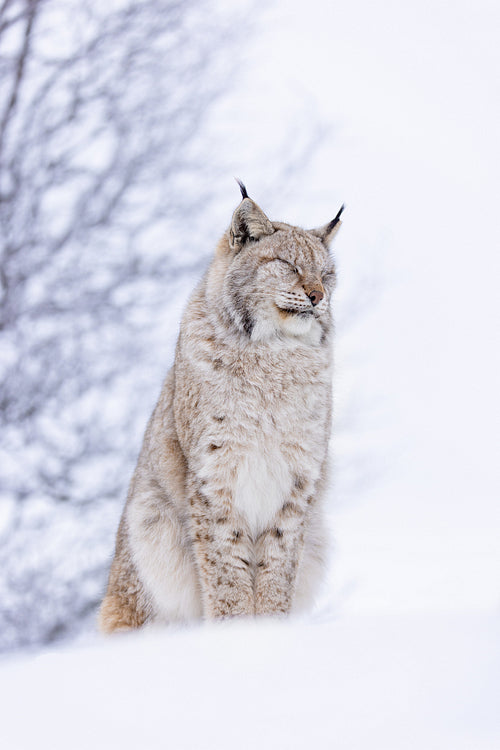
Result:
[211, 181, 343, 343]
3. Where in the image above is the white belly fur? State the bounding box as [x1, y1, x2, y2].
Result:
[234, 442, 291, 537]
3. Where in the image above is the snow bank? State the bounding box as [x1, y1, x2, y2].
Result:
[1, 613, 498, 749]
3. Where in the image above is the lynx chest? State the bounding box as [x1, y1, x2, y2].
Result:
[214, 361, 328, 536]
[181, 332, 331, 537]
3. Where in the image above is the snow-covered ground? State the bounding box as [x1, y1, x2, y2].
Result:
[0, 613, 498, 750]
[1, 0, 499, 746]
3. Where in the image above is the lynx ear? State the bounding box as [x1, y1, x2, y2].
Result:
[311, 204, 345, 247]
[229, 180, 274, 250]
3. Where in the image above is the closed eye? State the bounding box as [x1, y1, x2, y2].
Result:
[275, 258, 300, 274]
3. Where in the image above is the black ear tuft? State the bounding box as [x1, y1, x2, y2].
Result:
[325, 203, 345, 235]
[309, 203, 345, 247]
[229, 189, 274, 250]
[235, 178, 249, 201]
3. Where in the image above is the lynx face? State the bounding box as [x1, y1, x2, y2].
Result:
[224, 229, 335, 341]
[218, 192, 343, 343]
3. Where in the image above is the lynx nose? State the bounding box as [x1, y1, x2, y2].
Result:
[308, 289, 324, 306]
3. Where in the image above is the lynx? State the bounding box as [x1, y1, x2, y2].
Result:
[99, 182, 343, 632]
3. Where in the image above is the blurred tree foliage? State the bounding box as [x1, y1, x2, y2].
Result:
[0, 0, 244, 651]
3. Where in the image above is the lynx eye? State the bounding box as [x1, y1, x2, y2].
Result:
[322, 270, 335, 282]
[275, 258, 300, 274]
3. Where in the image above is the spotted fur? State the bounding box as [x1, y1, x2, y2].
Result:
[99, 187, 343, 632]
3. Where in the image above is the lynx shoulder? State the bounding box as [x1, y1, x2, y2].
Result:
[99, 184, 343, 632]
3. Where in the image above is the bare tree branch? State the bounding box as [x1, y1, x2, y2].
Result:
[0, 0, 38, 154]
[0, 0, 251, 653]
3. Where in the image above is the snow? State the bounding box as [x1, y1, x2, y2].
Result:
[1, 0, 499, 745]
[0, 613, 499, 749]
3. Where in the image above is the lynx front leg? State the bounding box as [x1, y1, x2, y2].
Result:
[189, 488, 255, 619]
[254, 499, 307, 616]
